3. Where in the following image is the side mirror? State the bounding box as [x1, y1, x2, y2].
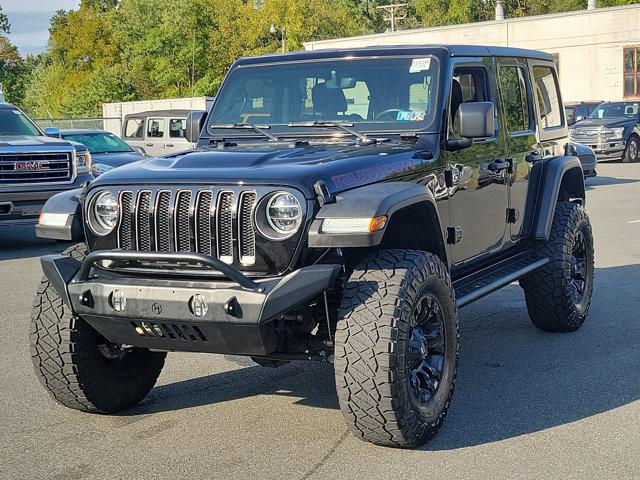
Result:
[459, 102, 495, 139]
[44, 127, 61, 139]
[132, 146, 147, 156]
[185, 110, 207, 143]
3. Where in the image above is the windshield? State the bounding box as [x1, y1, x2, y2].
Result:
[589, 102, 639, 119]
[208, 56, 440, 137]
[0, 107, 41, 136]
[62, 132, 134, 154]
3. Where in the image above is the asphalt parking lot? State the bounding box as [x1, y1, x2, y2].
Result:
[1, 162, 639, 480]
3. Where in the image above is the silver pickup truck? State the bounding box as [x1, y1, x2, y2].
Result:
[0, 103, 94, 228]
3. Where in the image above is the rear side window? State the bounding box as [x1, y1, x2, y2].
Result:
[147, 118, 165, 138]
[124, 118, 144, 139]
[499, 66, 530, 133]
[169, 118, 186, 138]
[533, 66, 563, 129]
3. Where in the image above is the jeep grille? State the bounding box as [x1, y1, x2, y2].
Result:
[116, 187, 258, 265]
[0, 152, 73, 184]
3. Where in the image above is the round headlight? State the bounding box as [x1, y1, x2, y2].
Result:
[91, 191, 119, 234]
[266, 192, 302, 236]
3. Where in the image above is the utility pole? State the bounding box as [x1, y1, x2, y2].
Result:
[376, 3, 407, 33]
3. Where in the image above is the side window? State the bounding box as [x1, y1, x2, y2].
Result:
[499, 66, 531, 133]
[533, 66, 563, 129]
[169, 118, 186, 138]
[450, 66, 492, 138]
[124, 118, 144, 139]
[147, 118, 165, 138]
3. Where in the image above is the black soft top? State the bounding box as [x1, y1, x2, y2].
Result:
[235, 45, 554, 66]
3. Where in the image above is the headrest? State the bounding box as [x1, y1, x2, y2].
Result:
[312, 82, 347, 115]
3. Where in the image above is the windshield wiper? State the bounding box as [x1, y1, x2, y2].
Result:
[209, 123, 281, 142]
[287, 121, 375, 145]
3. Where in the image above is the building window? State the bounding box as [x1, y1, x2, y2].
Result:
[624, 46, 640, 98]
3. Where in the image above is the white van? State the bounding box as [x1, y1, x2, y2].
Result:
[122, 110, 194, 156]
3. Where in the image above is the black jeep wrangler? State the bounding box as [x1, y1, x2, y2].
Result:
[31, 46, 594, 448]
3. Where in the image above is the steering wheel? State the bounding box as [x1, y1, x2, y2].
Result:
[375, 109, 403, 121]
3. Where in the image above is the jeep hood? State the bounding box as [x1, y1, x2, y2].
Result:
[91, 140, 434, 198]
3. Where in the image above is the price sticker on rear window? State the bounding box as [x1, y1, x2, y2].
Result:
[409, 58, 431, 73]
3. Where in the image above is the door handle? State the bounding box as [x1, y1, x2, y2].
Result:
[525, 151, 542, 163]
[166, 143, 174, 147]
[488, 159, 511, 172]
[145, 143, 153, 147]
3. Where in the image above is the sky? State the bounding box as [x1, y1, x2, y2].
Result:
[2, 0, 81, 55]
[1, 0, 80, 12]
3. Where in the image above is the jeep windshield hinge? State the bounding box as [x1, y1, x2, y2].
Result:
[314, 180, 334, 206]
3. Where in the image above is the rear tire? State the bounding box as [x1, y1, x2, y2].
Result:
[334, 250, 458, 448]
[521, 202, 594, 332]
[623, 134, 639, 163]
[30, 243, 166, 413]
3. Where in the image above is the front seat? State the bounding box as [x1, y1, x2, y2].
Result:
[450, 79, 464, 123]
[312, 82, 348, 119]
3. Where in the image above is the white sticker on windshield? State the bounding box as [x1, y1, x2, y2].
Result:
[409, 58, 431, 73]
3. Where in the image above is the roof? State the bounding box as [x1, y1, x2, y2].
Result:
[124, 109, 193, 118]
[235, 45, 554, 65]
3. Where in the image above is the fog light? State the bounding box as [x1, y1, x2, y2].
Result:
[189, 294, 208, 317]
[109, 289, 127, 312]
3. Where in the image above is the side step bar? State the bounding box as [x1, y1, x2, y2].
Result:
[453, 251, 549, 308]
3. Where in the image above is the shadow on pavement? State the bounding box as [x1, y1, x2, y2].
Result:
[125, 263, 640, 450]
[0, 225, 70, 261]
[586, 175, 639, 188]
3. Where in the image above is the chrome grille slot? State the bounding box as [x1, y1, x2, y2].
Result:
[239, 191, 257, 265]
[115, 187, 261, 268]
[195, 190, 213, 255]
[0, 152, 73, 184]
[155, 191, 172, 252]
[174, 190, 192, 252]
[136, 191, 153, 251]
[217, 191, 234, 264]
[118, 191, 134, 250]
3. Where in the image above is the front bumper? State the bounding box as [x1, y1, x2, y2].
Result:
[0, 173, 93, 225]
[41, 250, 339, 356]
[572, 139, 625, 161]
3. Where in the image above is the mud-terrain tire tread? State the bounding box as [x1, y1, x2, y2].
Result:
[334, 249, 459, 448]
[521, 202, 594, 332]
[30, 243, 166, 413]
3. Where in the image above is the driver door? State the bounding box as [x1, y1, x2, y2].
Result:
[445, 58, 510, 269]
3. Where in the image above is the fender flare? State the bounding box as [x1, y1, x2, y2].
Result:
[35, 188, 84, 241]
[308, 181, 446, 250]
[532, 156, 585, 240]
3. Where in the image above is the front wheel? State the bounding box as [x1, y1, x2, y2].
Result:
[334, 250, 459, 448]
[30, 243, 166, 413]
[623, 134, 639, 163]
[521, 202, 594, 332]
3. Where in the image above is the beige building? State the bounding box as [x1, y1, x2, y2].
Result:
[304, 4, 640, 103]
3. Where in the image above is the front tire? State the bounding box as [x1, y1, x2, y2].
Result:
[521, 202, 594, 332]
[623, 134, 639, 163]
[30, 243, 166, 413]
[334, 250, 459, 448]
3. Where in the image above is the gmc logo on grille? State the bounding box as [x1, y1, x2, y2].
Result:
[14, 161, 48, 171]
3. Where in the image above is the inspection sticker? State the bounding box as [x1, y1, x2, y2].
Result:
[409, 57, 431, 73]
[396, 110, 426, 122]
